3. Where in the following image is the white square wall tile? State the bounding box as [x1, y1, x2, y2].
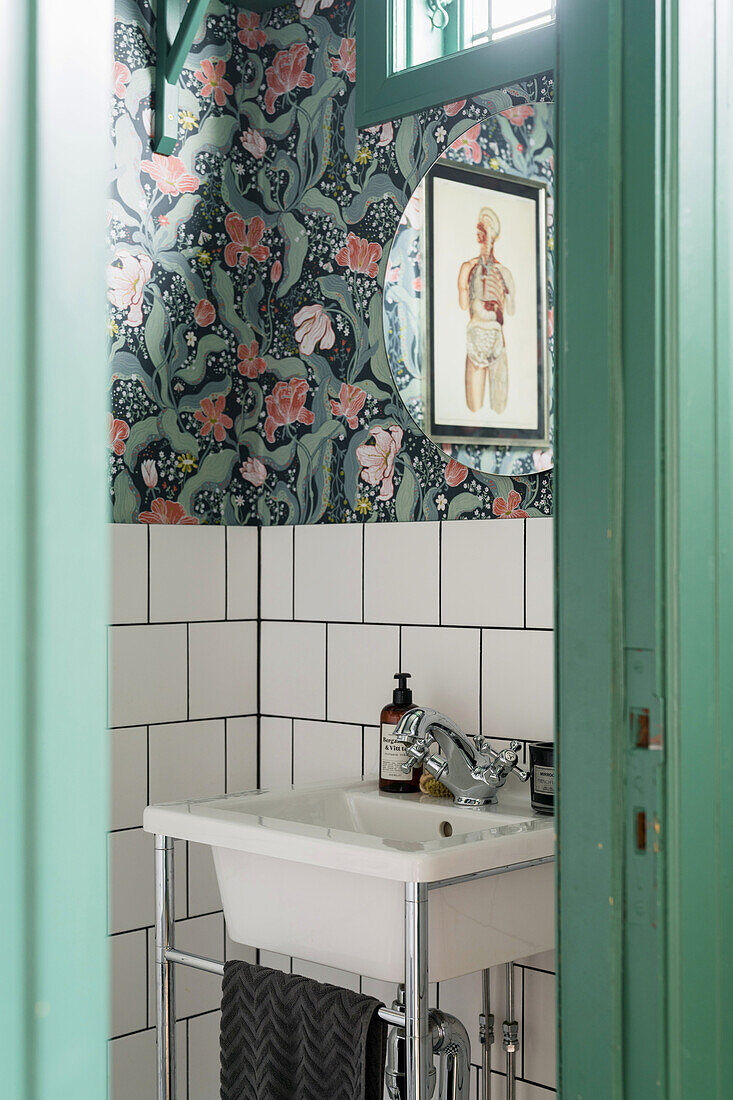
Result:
[260, 621, 326, 719]
[525, 518, 554, 629]
[187, 1011, 222, 1100]
[295, 523, 362, 622]
[109, 1027, 187, 1099]
[327, 623, 400, 725]
[109, 726, 147, 830]
[149, 525, 226, 623]
[292, 721, 363, 784]
[401, 627, 480, 734]
[442, 519, 524, 627]
[522, 967, 557, 1089]
[148, 720, 225, 805]
[291, 958, 360, 992]
[364, 522, 440, 625]
[260, 717, 293, 788]
[109, 930, 148, 1038]
[110, 523, 148, 625]
[363, 725, 380, 777]
[260, 526, 294, 619]
[438, 970, 483, 1061]
[226, 716, 258, 793]
[189, 620, 258, 719]
[227, 527, 258, 619]
[481, 629, 554, 741]
[108, 828, 154, 934]
[108, 624, 188, 727]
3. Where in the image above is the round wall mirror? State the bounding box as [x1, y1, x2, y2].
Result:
[382, 101, 554, 476]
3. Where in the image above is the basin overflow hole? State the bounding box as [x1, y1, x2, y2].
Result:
[439, 821, 453, 838]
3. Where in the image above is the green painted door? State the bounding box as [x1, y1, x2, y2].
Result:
[557, 0, 733, 1096]
[0, 3, 110, 1098]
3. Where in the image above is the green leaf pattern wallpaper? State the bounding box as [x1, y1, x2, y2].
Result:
[109, 0, 553, 524]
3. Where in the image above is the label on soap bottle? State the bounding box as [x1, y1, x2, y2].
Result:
[380, 722, 412, 780]
[533, 765, 555, 795]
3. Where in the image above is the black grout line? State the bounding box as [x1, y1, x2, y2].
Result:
[291, 526, 296, 618]
[110, 617, 259, 628]
[224, 527, 229, 620]
[146, 525, 151, 623]
[249, 616, 551, 631]
[185, 1018, 190, 1100]
[109, 713, 258, 732]
[256, 526, 262, 790]
[523, 519, 528, 629]
[324, 623, 329, 719]
[290, 719, 294, 784]
[186, 623, 190, 721]
[438, 520, 443, 625]
[398, 624, 402, 670]
[361, 524, 365, 622]
[478, 631, 484, 736]
[521, 964, 526, 1079]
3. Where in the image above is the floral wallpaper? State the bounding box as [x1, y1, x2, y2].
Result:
[383, 101, 554, 477]
[109, 0, 553, 524]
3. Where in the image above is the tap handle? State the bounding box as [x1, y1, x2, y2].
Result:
[501, 742, 530, 782]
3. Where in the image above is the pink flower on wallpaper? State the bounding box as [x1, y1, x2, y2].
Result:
[237, 340, 267, 378]
[492, 489, 529, 519]
[241, 128, 267, 159]
[237, 11, 267, 48]
[501, 104, 535, 126]
[356, 425, 403, 501]
[547, 308, 554, 340]
[139, 498, 199, 525]
[264, 379, 315, 443]
[444, 458, 468, 487]
[193, 395, 233, 442]
[224, 213, 270, 268]
[194, 299, 216, 327]
[330, 37, 356, 81]
[330, 383, 366, 429]
[335, 233, 382, 278]
[264, 44, 314, 114]
[295, 0, 335, 18]
[240, 457, 268, 486]
[366, 121, 394, 147]
[114, 61, 130, 98]
[141, 459, 158, 488]
[195, 59, 233, 106]
[107, 250, 153, 327]
[140, 153, 200, 196]
[108, 415, 129, 456]
[450, 124, 482, 164]
[270, 260, 282, 283]
[533, 450, 553, 472]
[444, 99, 467, 116]
[293, 303, 335, 356]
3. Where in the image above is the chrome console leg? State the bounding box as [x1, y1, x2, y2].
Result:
[404, 881, 430, 1100]
[155, 835, 176, 1100]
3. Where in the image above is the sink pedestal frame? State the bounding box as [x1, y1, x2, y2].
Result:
[153, 832, 553, 1100]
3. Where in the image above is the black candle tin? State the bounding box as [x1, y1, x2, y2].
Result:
[529, 741, 555, 814]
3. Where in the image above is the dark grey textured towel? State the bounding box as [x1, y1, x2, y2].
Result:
[220, 961, 387, 1100]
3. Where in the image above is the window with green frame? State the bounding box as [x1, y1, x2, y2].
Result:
[391, 0, 556, 74]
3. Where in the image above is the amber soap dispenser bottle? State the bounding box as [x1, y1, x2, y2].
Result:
[380, 673, 420, 793]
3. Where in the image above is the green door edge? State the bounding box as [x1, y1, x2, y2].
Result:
[558, 0, 733, 1097]
[0, 3, 110, 1097]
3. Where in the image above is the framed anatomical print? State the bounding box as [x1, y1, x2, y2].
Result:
[425, 161, 549, 447]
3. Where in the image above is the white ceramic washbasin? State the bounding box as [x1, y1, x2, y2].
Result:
[143, 777, 554, 983]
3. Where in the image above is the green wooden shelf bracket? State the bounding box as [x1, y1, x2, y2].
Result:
[155, 0, 210, 154]
[154, 0, 288, 153]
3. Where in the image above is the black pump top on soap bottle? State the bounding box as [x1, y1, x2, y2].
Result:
[393, 672, 413, 708]
[380, 672, 420, 793]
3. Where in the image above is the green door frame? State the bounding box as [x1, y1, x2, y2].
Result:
[0, 2, 110, 1098]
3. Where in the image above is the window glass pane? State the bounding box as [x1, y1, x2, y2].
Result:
[491, 0, 552, 30]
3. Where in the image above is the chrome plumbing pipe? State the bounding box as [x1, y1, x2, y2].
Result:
[481, 968, 493, 1100]
[155, 835, 176, 1100]
[404, 881, 431, 1100]
[504, 963, 517, 1100]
